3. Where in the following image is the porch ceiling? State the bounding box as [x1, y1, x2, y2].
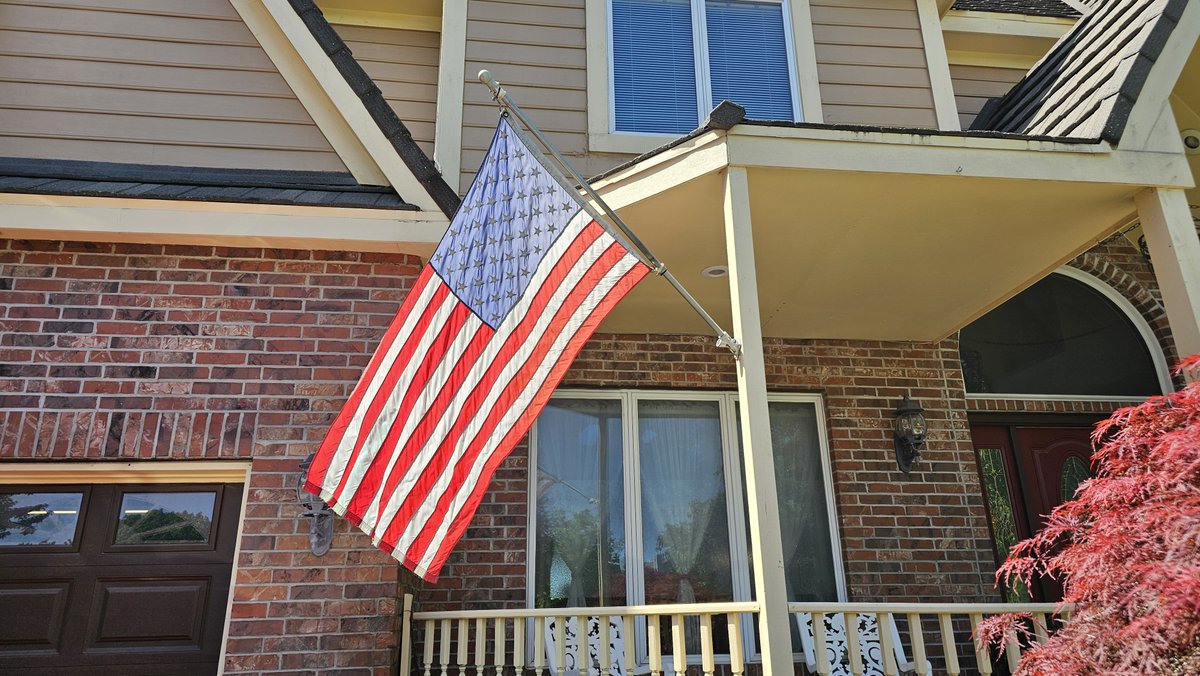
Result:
[594, 140, 1147, 342]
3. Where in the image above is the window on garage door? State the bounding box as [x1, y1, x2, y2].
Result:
[0, 482, 244, 676]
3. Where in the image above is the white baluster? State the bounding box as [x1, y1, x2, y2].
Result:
[423, 619, 436, 676]
[726, 614, 744, 676]
[812, 613, 830, 676]
[969, 613, 992, 674]
[671, 614, 685, 676]
[439, 619, 452, 676]
[699, 614, 714, 676]
[938, 614, 960, 676]
[845, 612, 863, 676]
[907, 613, 926, 676]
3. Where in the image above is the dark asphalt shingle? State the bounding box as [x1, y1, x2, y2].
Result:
[0, 157, 417, 210]
[971, 0, 1188, 144]
[952, 0, 1082, 17]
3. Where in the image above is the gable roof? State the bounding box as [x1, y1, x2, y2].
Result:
[970, 0, 1190, 143]
[287, 0, 461, 217]
[951, 0, 1081, 18]
[0, 158, 415, 210]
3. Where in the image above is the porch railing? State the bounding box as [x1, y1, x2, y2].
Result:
[789, 602, 1071, 676]
[399, 596, 1072, 676]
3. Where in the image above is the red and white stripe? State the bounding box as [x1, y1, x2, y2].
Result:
[306, 210, 648, 581]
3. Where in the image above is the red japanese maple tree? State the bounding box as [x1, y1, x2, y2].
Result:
[977, 356, 1200, 675]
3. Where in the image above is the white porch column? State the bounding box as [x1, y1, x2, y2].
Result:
[722, 166, 793, 676]
[1136, 188, 1200, 379]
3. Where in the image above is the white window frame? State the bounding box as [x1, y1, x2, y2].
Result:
[525, 389, 846, 665]
[585, 0, 823, 154]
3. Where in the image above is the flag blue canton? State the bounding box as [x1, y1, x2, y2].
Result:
[430, 117, 581, 328]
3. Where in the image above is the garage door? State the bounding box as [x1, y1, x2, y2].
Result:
[0, 483, 244, 675]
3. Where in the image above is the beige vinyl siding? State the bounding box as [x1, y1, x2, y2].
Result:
[460, 0, 630, 193]
[0, 0, 346, 172]
[948, 64, 1026, 129]
[811, 0, 938, 128]
[334, 23, 439, 157]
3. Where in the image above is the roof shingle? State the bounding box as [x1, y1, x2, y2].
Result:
[0, 158, 417, 210]
[951, 0, 1081, 18]
[971, 0, 1189, 144]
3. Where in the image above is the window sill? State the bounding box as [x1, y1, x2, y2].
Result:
[589, 132, 682, 155]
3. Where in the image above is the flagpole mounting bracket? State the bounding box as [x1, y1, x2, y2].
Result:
[716, 332, 742, 358]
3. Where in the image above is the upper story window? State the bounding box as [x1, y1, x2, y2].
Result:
[611, 0, 799, 134]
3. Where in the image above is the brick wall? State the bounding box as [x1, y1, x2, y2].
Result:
[0, 239, 421, 675]
[425, 333, 997, 611]
[0, 228, 1181, 671]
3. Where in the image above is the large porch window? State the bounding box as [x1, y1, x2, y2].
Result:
[529, 391, 844, 625]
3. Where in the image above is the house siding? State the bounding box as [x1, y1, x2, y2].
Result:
[948, 63, 1027, 130]
[459, 0, 631, 193]
[0, 0, 346, 172]
[334, 23, 440, 158]
[811, 0, 939, 128]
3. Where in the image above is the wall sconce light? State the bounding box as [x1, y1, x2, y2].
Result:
[892, 393, 927, 474]
[297, 453, 335, 556]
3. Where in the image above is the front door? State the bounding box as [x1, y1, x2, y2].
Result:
[0, 483, 243, 675]
[971, 425, 1094, 602]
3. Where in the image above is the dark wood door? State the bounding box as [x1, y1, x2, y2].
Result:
[0, 482, 243, 675]
[1012, 427, 1093, 533]
[971, 425, 1094, 602]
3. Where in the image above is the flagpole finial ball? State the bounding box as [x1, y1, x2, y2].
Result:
[479, 70, 495, 85]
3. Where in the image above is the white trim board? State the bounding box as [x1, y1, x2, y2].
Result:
[233, 0, 443, 212]
[0, 193, 448, 256]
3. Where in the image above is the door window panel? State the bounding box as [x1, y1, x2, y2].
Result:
[0, 492, 83, 547]
[114, 491, 216, 545]
[1059, 456, 1091, 502]
[976, 448, 1031, 603]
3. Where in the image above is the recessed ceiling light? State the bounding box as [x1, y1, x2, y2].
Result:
[1183, 129, 1200, 154]
[701, 265, 728, 278]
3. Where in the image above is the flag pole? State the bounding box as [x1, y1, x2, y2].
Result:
[477, 69, 741, 357]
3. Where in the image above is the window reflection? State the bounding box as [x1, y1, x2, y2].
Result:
[115, 492, 216, 545]
[0, 492, 84, 546]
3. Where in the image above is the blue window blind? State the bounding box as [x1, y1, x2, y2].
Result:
[705, 0, 793, 121]
[612, 0, 699, 134]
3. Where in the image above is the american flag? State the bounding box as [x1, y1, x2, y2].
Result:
[305, 117, 649, 581]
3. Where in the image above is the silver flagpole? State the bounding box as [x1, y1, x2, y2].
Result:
[477, 69, 741, 357]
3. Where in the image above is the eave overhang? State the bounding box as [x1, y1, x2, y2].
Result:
[0, 193, 447, 256]
[588, 124, 1194, 342]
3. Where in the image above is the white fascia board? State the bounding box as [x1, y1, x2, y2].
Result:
[0, 194, 448, 256]
[725, 125, 1194, 187]
[1119, 0, 1200, 151]
[589, 131, 730, 208]
[941, 10, 1075, 39]
[250, 1, 444, 213]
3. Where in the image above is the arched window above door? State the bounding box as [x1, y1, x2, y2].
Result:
[960, 269, 1169, 397]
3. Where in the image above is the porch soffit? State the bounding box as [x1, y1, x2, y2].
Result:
[589, 127, 1188, 342]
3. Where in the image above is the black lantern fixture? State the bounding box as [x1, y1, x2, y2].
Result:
[296, 453, 335, 556]
[892, 393, 927, 474]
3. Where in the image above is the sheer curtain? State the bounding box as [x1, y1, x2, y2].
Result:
[768, 402, 838, 603]
[638, 399, 733, 605]
[534, 399, 626, 608]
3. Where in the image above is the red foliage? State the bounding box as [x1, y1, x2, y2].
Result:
[977, 356, 1200, 675]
